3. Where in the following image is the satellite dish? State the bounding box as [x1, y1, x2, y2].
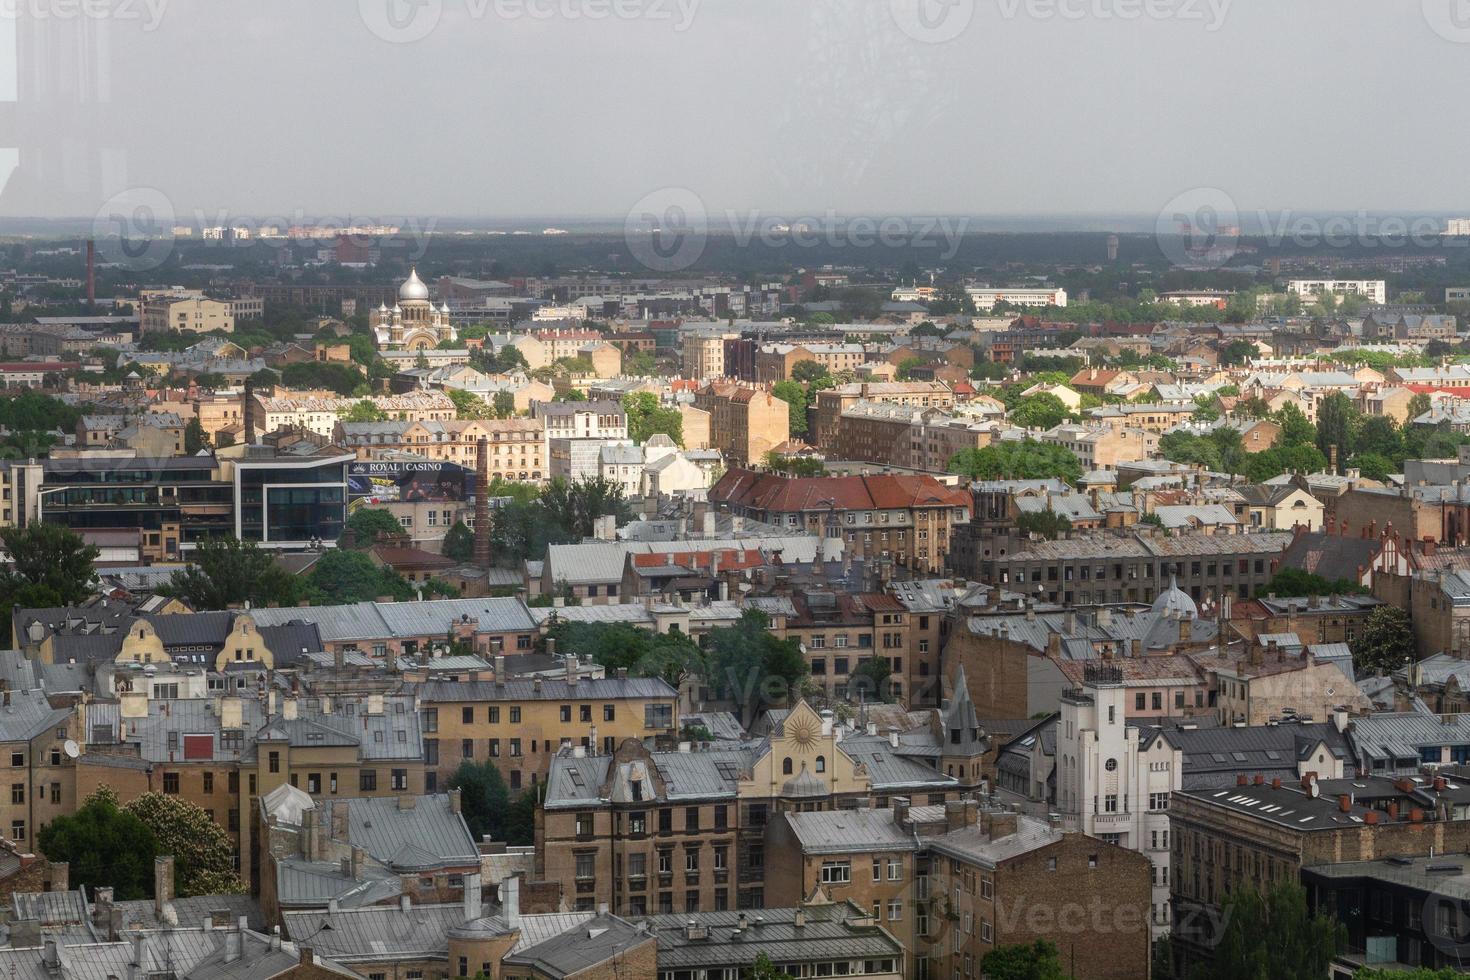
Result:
[63, 740, 79, 759]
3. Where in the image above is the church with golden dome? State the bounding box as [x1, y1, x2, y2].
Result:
[371, 268, 458, 351]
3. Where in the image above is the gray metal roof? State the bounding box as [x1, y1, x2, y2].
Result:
[282, 903, 467, 961]
[836, 734, 958, 791]
[341, 795, 479, 871]
[781, 808, 918, 855]
[503, 914, 649, 978]
[926, 814, 1063, 869]
[1351, 711, 1470, 762]
[649, 903, 902, 970]
[276, 857, 402, 909]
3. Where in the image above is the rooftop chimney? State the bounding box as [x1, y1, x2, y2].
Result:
[502, 875, 521, 929]
[153, 856, 174, 917]
[463, 872, 483, 921]
[474, 437, 492, 568]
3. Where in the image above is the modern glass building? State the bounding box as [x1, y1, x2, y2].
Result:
[230, 446, 355, 548]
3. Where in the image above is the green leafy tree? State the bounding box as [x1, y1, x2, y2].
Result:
[789, 360, 831, 385]
[492, 391, 517, 418]
[124, 792, 245, 895]
[445, 388, 490, 420]
[704, 610, 806, 727]
[442, 520, 475, 562]
[849, 655, 894, 702]
[160, 535, 300, 610]
[184, 417, 208, 454]
[1017, 509, 1072, 540]
[980, 940, 1069, 980]
[37, 788, 157, 900]
[306, 550, 415, 604]
[448, 760, 511, 841]
[504, 784, 543, 846]
[1217, 340, 1258, 366]
[744, 954, 796, 980]
[340, 399, 388, 422]
[280, 361, 366, 396]
[1263, 568, 1366, 597]
[947, 441, 1083, 483]
[622, 391, 684, 446]
[1315, 391, 1358, 463]
[1008, 392, 1071, 431]
[1274, 403, 1316, 448]
[1352, 606, 1417, 676]
[1159, 431, 1223, 471]
[543, 619, 704, 690]
[762, 452, 826, 477]
[895, 357, 928, 381]
[248, 367, 280, 388]
[1242, 444, 1328, 483]
[771, 380, 810, 437]
[340, 507, 404, 548]
[1197, 881, 1344, 980]
[1350, 452, 1396, 482]
[0, 521, 99, 607]
[1406, 392, 1433, 422]
[625, 350, 657, 376]
[1354, 415, 1402, 461]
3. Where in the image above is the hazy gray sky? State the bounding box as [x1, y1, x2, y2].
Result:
[1, 0, 1467, 221]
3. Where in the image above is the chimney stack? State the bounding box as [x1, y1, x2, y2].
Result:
[243, 379, 257, 445]
[153, 856, 174, 916]
[474, 437, 492, 568]
[463, 872, 483, 921]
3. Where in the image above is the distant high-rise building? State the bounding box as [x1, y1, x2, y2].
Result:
[1107, 233, 1120, 262]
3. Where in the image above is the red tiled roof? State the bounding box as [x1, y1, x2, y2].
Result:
[709, 468, 970, 512]
[631, 548, 765, 571]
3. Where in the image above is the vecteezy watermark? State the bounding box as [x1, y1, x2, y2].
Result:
[0, 0, 169, 31]
[996, 0, 1230, 29]
[1157, 187, 1470, 271]
[1155, 187, 1240, 271]
[359, 0, 697, 42]
[1423, 0, 1470, 43]
[888, 0, 975, 43]
[892, 0, 1228, 42]
[624, 189, 970, 273]
[93, 187, 176, 272]
[625, 188, 709, 274]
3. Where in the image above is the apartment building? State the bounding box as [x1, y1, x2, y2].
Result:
[0, 690, 79, 851]
[1039, 423, 1158, 470]
[1054, 665, 1182, 935]
[1288, 279, 1387, 305]
[754, 343, 869, 383]
[1169, 777, 1470, 972]
[682, 329, 739, 380]
[708, 469, 972, 575]
[965, 529, 1294, 605]
[831, 401, 994, 474]
[256, 392, 456, 439]
[140, 293, 236, 335]
[336, 418, 545, 479]
[536, 701, 959, 915]
[417, 667, 679, 794]
[923, 803, 1149, 980]
[810, 382, 954, 450]
[692, 383, 790, 466]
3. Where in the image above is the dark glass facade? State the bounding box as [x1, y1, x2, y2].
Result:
[235, 459, 348, 545]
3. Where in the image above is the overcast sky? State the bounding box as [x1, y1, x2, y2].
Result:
[0, 0, 1466, 223]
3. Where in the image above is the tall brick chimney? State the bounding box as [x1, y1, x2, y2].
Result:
[85, 240, 95, 307]
[243, 379, 257, 445]
[474, 436, 491, 567]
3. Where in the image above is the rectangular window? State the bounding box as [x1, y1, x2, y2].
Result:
[360, 770, 377, 792]
[162, 774, 178, 795]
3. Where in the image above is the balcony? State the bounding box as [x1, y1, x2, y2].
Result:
[1092, 811, 1133, 827]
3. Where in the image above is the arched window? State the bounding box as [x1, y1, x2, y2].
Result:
[782, 757, 793, 775]
[815, 756, 826, 773]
